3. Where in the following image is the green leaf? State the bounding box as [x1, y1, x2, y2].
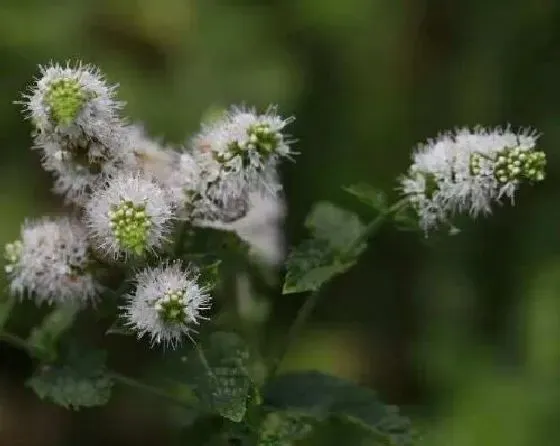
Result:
[305, 201, 365, 252]
[344, 184, 388, 213]
[257, 411, 316, 446]
[283, 203, 366, 294]
[27, 303, 80, 362]
[0, 295, 15, 330]
[264, 371, 414, 446]
[186, 332, 252, 422]
[27, 344, 113, 410]
[283, 242, 357, 294]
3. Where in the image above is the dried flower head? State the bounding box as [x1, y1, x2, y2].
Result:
[122, 262, 211, 347]
[3, 218, 99, 305]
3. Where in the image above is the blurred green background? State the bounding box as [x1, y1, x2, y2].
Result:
[1, 0, 560, 445]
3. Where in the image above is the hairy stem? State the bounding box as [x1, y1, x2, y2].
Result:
[268, 199, 408, 379]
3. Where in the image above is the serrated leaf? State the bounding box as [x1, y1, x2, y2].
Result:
[0, 295, 15, 330]
[27, 344, 113, 410]
[344, 184, 388, 213]
[186, 332, 252, 422]
[257, 411, 316, 446]
[264, 371, 414, 446]
[283, 259, 356, 294]
[305, 201, 365, 251]
[27, 303, 80, 362]
[283, 203, 366, 294]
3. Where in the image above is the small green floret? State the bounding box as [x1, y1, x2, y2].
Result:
[218, 123, 281, 168]
[44, 78, 89, 126]
[108, 200, 152, 255]
[4, 240, 22, 273]
[155, 289, 187, 324]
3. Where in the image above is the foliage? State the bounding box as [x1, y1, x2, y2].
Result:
[283, 201, 367, 294]
[27, 343, 113, 410]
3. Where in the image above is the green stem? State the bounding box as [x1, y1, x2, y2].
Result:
[268, 199, 408, 379]
[0, 332, 39, 356]
[109, 372, 198, 407]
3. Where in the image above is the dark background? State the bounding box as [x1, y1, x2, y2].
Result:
[1, 1, 560, 445]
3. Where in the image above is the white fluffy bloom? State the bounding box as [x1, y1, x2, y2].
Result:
[85, 173, 175, 258]
[20, 62, 128, 204]
[121, 126, 202, 212]
[191, 106, 294, 197]
[3, 218, 99, 305]
[122, 262, 211, 347]
[22, 62, 124, 139]
[400, 126, 545, 232]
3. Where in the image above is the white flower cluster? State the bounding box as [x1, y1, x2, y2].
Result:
[21, 62, 128, 204]
[122, 262, 211, 347]
[400, 127, 546, 232]
[6, 61, 296, 346]
[189, 106, 294, 221]
[4, 218, 99, 305]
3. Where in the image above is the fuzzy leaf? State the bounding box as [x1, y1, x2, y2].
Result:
[186, 332, 252, 422]
[27, 344, 113, 410]
[264, 371, 414, 445]
[344, 184, 388, 213]
[257, 411, 316, 446]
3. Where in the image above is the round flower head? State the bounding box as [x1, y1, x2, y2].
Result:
[191, 105, 295, 196]
[20, 62, 128, 204]
[122, 262, 211, 347]
[22, 61, 124, 139]
[400, 126, 546, 233]
[85, 173, 175, 258]
[3, 218, 99, 305]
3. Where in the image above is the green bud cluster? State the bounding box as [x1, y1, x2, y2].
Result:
[218, 123, 281, 168]
[245, 123, 280, 155]
[470, 147, 546, 184]
[494, 147, 546, 183]
[44, 78, 90, 126]
[154, 288, 187, 324]
[108, 201, 152, 255]
[4, 240, 22, 273]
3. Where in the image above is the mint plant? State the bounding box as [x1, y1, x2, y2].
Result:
[0, 61, 546, 445]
